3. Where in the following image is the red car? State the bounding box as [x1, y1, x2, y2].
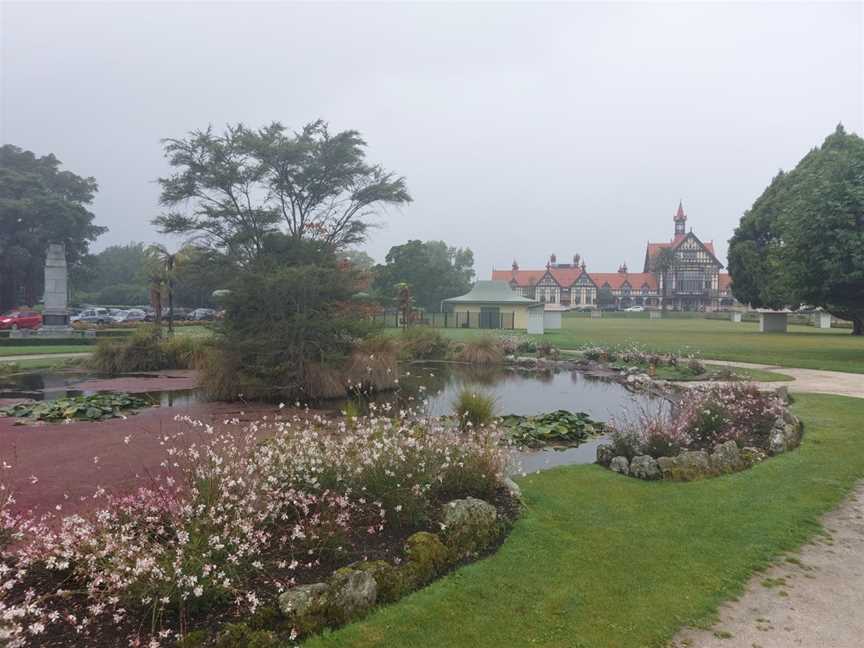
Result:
[0, 310, 43, 330]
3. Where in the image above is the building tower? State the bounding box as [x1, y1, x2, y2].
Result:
[674, 201, 687, 237]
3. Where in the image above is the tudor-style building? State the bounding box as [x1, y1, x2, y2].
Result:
[491, 203, 738, 312]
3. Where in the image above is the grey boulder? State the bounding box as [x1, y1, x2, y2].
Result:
[609, 456, 630, 475]
[629, 455, 660, 480]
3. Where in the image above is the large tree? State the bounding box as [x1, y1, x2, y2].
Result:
[71, 242, 150, 305]
[154, 120, 411, 261]
[0, 145, 105, 312]
[728, 125, 864, 334]
[372, 240, 475, 312]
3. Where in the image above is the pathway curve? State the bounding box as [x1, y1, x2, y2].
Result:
[671, 482, 864, 648]
[685, 360, 864, 400]
[671, 363, 864, 648]
[0, 352, 92, 363]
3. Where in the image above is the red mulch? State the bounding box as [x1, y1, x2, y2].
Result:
[0, 401, 327, 516]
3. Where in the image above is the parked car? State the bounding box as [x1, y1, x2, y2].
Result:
[191, 308, 217, 321]
[624, 305, 645, 312]
[0, 310, 42, 330]
[71, 308, 112, 325]
[112, 309, 147, 323]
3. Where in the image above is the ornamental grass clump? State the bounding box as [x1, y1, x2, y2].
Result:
[452, 387, 497, 430]
[451, 336, 505, 366]
[0, 409, 509, 647]
[398, 327, 450, 361]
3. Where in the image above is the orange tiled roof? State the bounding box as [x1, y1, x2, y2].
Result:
[645, 235, 716, 264]
[589, 272, 658, 290]
[718, 273, 732, 290]
[494, 268, 658, 291]
[491, 269, 547, 285]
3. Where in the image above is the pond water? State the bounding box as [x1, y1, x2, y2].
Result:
[350, 362, 664, 422]
[2, 364, 665, 471]
[0, 370, 200, 407]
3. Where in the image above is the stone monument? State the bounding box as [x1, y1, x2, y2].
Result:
[39, 242, 73, 336]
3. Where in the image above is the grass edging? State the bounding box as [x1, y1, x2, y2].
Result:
[304, 394, 864, 647]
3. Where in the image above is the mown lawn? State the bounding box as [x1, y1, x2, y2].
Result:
[421, 317, 864, 373]
[0, 356, 86, 370]
[306, 394, 864, 648]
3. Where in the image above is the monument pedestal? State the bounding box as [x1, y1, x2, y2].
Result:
[37, 243, 74, 337]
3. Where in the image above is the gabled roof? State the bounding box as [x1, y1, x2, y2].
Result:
[643, 232, 720, 271]
[443, 280, 540, 305]
[718, 273, 732, 291]
[589, 272, 658, 290]
[492, 269, 547, 285]
[492, 267, 585, 288]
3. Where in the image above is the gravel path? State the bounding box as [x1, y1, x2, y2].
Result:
[694, 360, 864, 400]
[671, 364, 864, 648]
[671, 482, 864, 648]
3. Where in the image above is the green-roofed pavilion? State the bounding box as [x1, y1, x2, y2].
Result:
[442, 281, 542, 330]
[443, 280, 540, 305]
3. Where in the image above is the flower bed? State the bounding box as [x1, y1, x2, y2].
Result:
[596, 384, 802, 481]
[0, 410, 516, 647]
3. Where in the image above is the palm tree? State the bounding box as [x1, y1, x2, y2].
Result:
[146, 245, 186, 335]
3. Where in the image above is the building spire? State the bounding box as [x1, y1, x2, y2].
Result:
[674, 200, 687, 236]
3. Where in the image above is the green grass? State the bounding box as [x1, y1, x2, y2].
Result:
[306, 394, 864, 647]
[0, 345, 93, 357]
[651, 363, 793, 382]
[0, 357, 86, 371]
[421, 317, 864, 373]
[703, 364, 794, 382]
[172, 324, 215, 338]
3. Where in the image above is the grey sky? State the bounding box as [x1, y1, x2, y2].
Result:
[2, 1, 862, 276]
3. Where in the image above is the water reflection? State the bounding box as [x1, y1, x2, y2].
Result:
[345, 362, 664, 422]
[0, 370, 201, 407]
[513, 436, 611, 474]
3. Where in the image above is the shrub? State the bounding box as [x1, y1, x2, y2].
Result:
[398, 327, 450, 361]
[451, 336, 504, 365]
[676, 383, 784, 449]
[204, 237, 375, 403]
[608, 384, 785, 458]
[535, 341, 560, 360]
[452, 387, 497, 430]
[686, 357, 706, 375]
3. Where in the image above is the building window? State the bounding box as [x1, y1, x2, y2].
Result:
[678, 271, 706, 292]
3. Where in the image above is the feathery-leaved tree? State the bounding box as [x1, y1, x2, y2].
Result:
[154, 121, 411, 263]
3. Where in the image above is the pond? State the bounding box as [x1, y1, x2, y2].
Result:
[349, 362, 664, 420]
[1, 364, 667, 471]
[0, 370, 200, 407]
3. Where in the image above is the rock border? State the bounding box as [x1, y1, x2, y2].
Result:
[595, 407, 803, 482]
[276, 496, 506, 640]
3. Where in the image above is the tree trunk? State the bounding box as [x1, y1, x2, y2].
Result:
[0, 270, 15, 313]
[853, 315, 863, 336]
[168, 281, 174, 336]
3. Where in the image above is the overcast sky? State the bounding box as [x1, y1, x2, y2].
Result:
[2, 1, 862, 276]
